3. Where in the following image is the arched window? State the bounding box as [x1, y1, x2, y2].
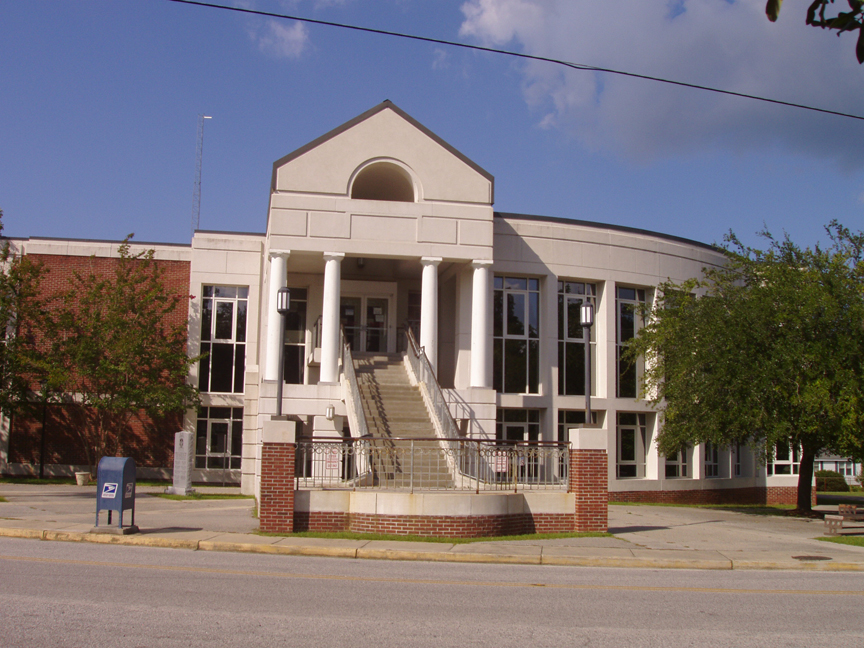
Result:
[350, 161, 415, 202]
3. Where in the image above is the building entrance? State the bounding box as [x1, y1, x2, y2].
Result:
[340, 289, 394, 354]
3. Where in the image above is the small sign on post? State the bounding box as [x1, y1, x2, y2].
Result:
[165, 431, 196, 496]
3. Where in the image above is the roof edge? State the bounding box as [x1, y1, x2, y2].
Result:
[494, 212, 724, 254]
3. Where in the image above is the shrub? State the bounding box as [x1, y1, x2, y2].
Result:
[815, 470, 850, 492]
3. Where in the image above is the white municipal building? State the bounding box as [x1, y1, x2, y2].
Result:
[12, 101, 813, 504]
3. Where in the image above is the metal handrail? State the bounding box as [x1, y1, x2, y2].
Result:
[340, 327, 369, 439]
[404, 327, 460, 439]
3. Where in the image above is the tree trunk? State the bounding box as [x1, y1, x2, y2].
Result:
[797, 445, 816, 512]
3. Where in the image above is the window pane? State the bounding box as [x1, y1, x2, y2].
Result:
[215, 302, 234, 340]
[619, 465, 637, 478]
[493, 338, 503, 392]
[620, 429, 636, 462]
[235, 301, 247, 342]
[214, 286, 236, 298]
[233, 344, 246, 393]
[528, 278, 539, 291]
[201, 298, 213, 342]
[283, 344, 304, 385]
[528, 340, 539, 393]
[210, 422, 229, 454]
[504, 339, 526, 393]
[528, 292, 539, 338]
[619, 353, 637, 398]
[618, 287, 636, 301]
[619, 303, 635, 342]
[210, 344, 235, 393]
[507, 293, 526, 336]
[493, 291, 503, 337]
[198, 342, 211, 391]
[231, 421, 243, 457]
[567, 299, 583, 340]
[505, 277, 527, 290]
[564, 342, 585, 396]
[238, 287, 249, 299]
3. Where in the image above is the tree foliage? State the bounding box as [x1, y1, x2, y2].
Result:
[767, 0, 864, 63]
[48, 238, 199, 473]
[628, 222, 864, 511]
[0, 209, 49, 418]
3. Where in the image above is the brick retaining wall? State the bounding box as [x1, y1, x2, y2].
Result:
[610, 485, 816, 507]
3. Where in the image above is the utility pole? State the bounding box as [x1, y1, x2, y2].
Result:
[191, 114, 212, 236]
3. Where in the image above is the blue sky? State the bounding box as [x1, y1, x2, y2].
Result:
[2, 0, 863, 250]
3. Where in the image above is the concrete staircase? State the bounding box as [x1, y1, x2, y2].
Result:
[353, 354, 454, 489]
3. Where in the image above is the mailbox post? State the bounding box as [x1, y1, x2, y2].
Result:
[93, 457, 139, 534]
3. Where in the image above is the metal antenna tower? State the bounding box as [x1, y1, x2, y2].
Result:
[192, 114, 212, 236]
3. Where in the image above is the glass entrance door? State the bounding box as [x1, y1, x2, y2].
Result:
[340, 295, 389, 353]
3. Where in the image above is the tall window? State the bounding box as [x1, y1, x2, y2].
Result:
[733, 441, 742, 477]
[617, 413, 648, 478]
[493, 277, 540, 394]
[616, 286, 646, 398]
[767, 442, 800, 475]
[704, 442, 719, 478]
[665, 446, 689, 478]
[199, 286, 248, 393]
[283, 288, 307, 385]
[196, 407, 242, 469]
[558, 281, 596, 396]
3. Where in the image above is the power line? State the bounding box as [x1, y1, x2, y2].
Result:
[166, 0, 864, 122]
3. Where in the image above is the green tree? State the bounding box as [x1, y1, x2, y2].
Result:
[49, 238, 199, 474]
[767, 0, 864, 63]
[0, 209, 51, 418]
[628, 222, 864, 511]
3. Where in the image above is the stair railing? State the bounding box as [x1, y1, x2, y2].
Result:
[340, 327, 369, 440]
[404, 327, 476, 488]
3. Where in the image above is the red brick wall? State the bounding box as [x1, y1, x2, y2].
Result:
[570, 449, 608, 532]
[611, 485, 816, 507]
[9, 404, 180, 468]
[259, 443, 296, 533]
[6, 252, 191, 472]
[292, 512, 579, 538]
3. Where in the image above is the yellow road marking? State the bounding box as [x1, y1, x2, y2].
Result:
[1, 553, 862, 596]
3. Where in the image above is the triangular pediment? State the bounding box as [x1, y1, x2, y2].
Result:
[271, 101, 494, 205]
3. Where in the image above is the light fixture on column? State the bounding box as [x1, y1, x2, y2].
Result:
[275, 287, 291, 417]
[325, 404, 335, 421]
[580, 301, 595, 424]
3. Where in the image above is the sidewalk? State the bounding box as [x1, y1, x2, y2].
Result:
[2, 483, 863, 571]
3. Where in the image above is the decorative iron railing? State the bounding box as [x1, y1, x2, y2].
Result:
[295, 438, 569, 493]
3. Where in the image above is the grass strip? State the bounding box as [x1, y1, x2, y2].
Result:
[818, 536, 864, 547]
[256, 530, 609, 543]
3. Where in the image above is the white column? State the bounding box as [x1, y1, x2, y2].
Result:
[320, 252, 345, 384]
[470, 260, 492, 388]
[420, 257, 442, 373]
[264, 251, 289, 382]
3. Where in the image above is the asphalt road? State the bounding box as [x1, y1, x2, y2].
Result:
[1, 537, 863, 648]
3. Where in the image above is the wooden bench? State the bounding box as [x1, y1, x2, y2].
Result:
[824, 504, 864, 535]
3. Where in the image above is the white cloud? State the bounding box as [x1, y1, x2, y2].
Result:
[250, 19, 308, 59]
[459, 0, 864, 166]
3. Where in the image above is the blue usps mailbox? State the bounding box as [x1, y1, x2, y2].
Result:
[94, 457, 138, 534]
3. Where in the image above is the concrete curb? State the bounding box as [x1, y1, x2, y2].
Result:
[2, 525, 864, 571]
